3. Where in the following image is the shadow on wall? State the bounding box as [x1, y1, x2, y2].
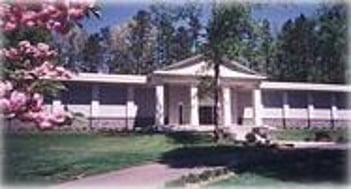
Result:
[133, 87, 156, 127]
[158, 145, 348, 184]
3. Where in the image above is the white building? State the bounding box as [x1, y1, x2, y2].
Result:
[5, 55, 351, 132]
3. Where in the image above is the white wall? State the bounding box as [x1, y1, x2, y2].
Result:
[236, 90, 253, 123]
[99, 84, 127, 118]
[167, 85, 190, 125]
[61, 82, 92, 116]
[134, 87, 156, 118]
[286, 91, 349, 120]
[50, 81, 350, 126]
[55, 82, 156, 122]
[237, 90, 351, 123]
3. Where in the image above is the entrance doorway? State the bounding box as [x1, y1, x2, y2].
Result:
[199, 106, 215, 125]
[178, 103, 184, 125]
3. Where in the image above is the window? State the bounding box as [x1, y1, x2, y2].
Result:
[313, 92, 330, 109]
[335, 92, 348, 109]
[178, 103, 184, 125]
[288, 91, 307, 108]
[99, 85, 126, 105]
[61, 83, 91, 105]
[262, 91, 283, 108]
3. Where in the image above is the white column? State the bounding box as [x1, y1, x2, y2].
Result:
[331, 93, 338, 126]
[91, 84, 100, 117]
[232, 91, 238, 125]
[223, 87, 232, 126]
[126, 86, 135, 130]
[282, 91, 289, 127]
[52, 99, 63, 113]
[307, 92, 314, 127]
[252, 88, 263, 126]
[190, 86, 199, 126]
[155, 85, 164, 125]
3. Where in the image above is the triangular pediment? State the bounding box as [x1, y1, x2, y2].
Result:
[154, 54, 266, 80]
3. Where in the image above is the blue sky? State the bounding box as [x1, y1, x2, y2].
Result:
[82, 1, 319, 35]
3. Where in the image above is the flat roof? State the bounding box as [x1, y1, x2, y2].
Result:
[58, 72, 148, 84]
[261, 81, 351, 92]
[53, 73, 351, 92]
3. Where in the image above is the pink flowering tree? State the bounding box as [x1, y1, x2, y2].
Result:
[0, 0, 99, 129]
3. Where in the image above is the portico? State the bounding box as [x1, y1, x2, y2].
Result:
[151, 55, 266, 127]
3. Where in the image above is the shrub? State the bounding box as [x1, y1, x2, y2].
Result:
[185, 173, 199, 183]
[245, 132, 256, 143]
[199, 172, 210, 181]
[214, 169, 222, 177]
[336, 136, 348, 143]
[314, 131, 332, 142]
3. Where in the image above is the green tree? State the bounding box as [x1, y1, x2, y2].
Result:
[109, 10, 156, 74]
[206, 1, 255, 142]
[272, 3, 347, 84]
[274, 14, 318, 82]
[315, 4, 348, 83]
[128, 10, 156, 74]
[150, 2, 203, 66]
[257, 19, 275, 76]
[81, 33, 103, 72]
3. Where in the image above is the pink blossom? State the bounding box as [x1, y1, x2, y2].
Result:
[36, 112, 54, 129]
[68, 8, 84, 19]
[24, 20, 35, 27]
[0, 0, 95, 129]
[30, 93, 44, 112]
[51, 110, 68, 123]
[21, 11, 36, 23]
[8, 91, 27, 112]
[18, 40, 31, 48]
[72, 0, 96, 8]
[3, 22, 17, 31]
[1, 1, 96, 33]
[38, 119, 53, 129]
[0, 98, 10, 113]
[0, 81, 13, 97]
[29, 110, 49, 128]
[37, 42, 50, 52]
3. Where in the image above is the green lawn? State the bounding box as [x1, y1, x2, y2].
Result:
[272, 129, 349, 141]
[4, 130, 348, 187]
[161, 144, 348, 188]
[3, 132, 212, 185]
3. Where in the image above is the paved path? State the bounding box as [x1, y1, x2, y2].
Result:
[273, 140, 351, 150]
[54, 163, 210, 189]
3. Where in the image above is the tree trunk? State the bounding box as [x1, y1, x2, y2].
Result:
[213, 57, 222, 143]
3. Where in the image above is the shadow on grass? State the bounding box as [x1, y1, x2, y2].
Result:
[158, 145, 349, 184]
[165, 132, 213, 145]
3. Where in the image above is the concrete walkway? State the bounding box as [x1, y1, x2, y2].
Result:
[273, 140, 351, 150]
[54, 163, 210, 189]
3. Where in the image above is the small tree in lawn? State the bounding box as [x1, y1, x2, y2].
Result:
[0, 0, 99, 129]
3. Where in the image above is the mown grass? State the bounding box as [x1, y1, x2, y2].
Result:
[3, 130, 348, 187]
[273, 128, 349, 141]
[3, 132, 211, 185]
